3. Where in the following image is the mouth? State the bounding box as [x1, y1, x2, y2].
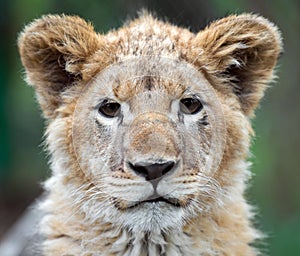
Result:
[128, 196, 181, 208]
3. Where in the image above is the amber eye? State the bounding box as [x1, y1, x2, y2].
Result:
[98, 100, 121, 118]
[180, 97, 203, 114]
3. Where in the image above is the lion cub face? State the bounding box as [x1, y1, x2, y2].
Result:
[71, 55, 226, 230]
[18, 14, 282, 232]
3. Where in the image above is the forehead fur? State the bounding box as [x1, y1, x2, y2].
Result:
[83, 14, 197, 87]
[87, 14, 196, 102]
[112, 77, 186, 102]
[105, 14, 194, 58]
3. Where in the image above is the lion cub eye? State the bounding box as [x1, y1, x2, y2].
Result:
[180, 97, 203, 114]
[98, 99, 121, 118]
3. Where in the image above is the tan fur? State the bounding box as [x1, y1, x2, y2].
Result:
[18, 13, 282, 256]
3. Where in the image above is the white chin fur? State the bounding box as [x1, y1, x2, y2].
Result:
[119, 202, 185, 232]
[85, 198, 186, 233]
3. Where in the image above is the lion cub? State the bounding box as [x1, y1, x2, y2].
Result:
[18, 13, 282, 255]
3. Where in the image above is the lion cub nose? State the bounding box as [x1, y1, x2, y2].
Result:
[129, 161, 175, 181]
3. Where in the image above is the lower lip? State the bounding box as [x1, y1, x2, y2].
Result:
[129, 198, 181, 208]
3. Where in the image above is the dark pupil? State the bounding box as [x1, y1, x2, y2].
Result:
[180, 98, 203, 114]
[99, 101, 120, 117]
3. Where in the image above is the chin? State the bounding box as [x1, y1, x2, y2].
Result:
[115, 201, 187, 233]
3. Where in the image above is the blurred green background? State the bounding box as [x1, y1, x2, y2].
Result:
[0, 0, 299, 255]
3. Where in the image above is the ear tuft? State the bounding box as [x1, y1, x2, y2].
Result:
[194, 14, 283, 116]
[18, 15, 100, 118]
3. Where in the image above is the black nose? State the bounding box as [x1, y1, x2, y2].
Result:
[129, 161, 175, 180]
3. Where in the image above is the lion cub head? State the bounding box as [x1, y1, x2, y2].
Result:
[18, 14, 282, 234]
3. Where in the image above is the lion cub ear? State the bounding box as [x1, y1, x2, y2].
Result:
[195, 14, 283, 116]
[18, 15, 100, 119]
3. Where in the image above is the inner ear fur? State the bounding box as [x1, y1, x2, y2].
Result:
[194, 14, 283, 116]
[18, 15, 101, 118]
